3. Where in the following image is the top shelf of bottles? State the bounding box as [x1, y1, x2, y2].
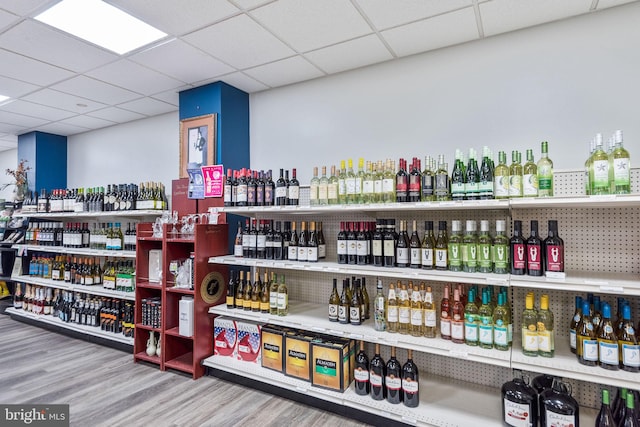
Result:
[15, 210, 169, 219]
[220, 194, 640, 216]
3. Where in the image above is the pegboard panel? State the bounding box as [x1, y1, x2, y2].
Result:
[527, 167, 640, 197]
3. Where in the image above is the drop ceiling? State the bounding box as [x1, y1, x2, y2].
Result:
[0, 0, 635, 151]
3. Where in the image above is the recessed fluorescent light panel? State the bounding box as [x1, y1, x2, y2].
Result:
[0, 95, 9, 103]
[35, 0, 167, 55]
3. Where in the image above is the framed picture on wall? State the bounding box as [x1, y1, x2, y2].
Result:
[179, 114, 216, 178]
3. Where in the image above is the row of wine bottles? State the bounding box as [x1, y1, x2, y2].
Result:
[569, 294, 640, 372]
[12, 284, 134, 337]
[354, 343, 419, 408]
[21, 181, 168, 213]
[337, 218, 564, 275]
[27, 254, 135, 293]
[224, 168, 300, 207]
[25, 221, 136, 251]
[233, 219, 327, 262]
[596, 387, 640, 427]
[226, 270, 289, 317]
[585, 130, 632, 196]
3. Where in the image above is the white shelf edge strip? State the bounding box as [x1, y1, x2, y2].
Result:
[11, 275, 135, 301]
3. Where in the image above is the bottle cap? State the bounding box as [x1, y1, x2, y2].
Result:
[602, 303, 611, 319]
[582, 301, 590, 316]
[466, 220, 476, 231]
[480, 220, 489, 231]
[496, 220, 505, 232]
[452, 220, 461, 232]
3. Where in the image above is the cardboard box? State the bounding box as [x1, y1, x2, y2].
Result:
[285, 332, 314, 381]
[148, 249, 162, 283]
[261, 325, 286, 372]
[179, 296, 194, 337]
[213, 317, 237, 357]
[236, 321, 262, 363]
[311, 339, 351, 392]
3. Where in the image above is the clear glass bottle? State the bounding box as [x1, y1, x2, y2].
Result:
[373, 278, 386, 332]
[435, 220, 448, 271]
[523, 148, 538, 197]
[537, 141, 554, 197]
[610, 130, 631, 194]
[521, 292, 539, 357]
[450, 287, 465, 344]
[537, 294, 554, 357]
[382, 159, 396, 203]
[362, 160, 374, 204]
[337, 160, 347, 204]
[493, 292, 510, 351]
[477, 220, 493, 273]
[591, 133, 610, 195]
[494, 151, 510, 199]
[421, 220, 435, 270]
[423, 285, 436, 338]
[462, 220, 478, 273]
[448, 220, 463, 272]
[386, 282, 399, 333]
[569, 295, 582, 354]
[597, 302, 619, 370]
[492, 220, 509, 274]
[398, 283, 410, 335]
[478, 289, 493, 349]
[327, 165, 339, 205]
[409, 284, 422, 337]
[464, 288, 479, 346]
[309, 166, 319, 206]
[328, 278, 340, 322]
[421, 155, 435, 202]
[276, 275, 288, 316]
[434, 155, 450, 201]
[577, 300, 598, 366]
[509, 150, 523, 198]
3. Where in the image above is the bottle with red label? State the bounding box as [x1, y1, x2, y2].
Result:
[510, 220, 527, 275]
[395, 159, 409, 203]
[385, 346, 403, 404]
[408, 158, 422, 202]
[451, 287, 465, 344]
[544, 220, 564, 273]
[354, 341, 370, 396]
[402, 349, 419, 408]
[501, 372, 538, 427]
[526, 220, 544, 276]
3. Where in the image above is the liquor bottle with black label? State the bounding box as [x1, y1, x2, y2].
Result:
[396, 220, 410, 268]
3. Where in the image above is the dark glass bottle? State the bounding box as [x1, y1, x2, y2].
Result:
[526, 220, 544, 276]
[288, 221, 298, 261]
[370, 344, 386, 400]
[350, 280, 362, 326]
[395, 220, 410, 268]
[354, 341, 370, 396]
[532, 373, 556, 423]
[502, 373, 538, 427]
[247, 169, 257, 206]
[337, 222, 347, 264]
[539, 379, 579, 427]
[395, 158, 408, 203]
[288, 168, 300, 206]
[256, 220, 266, 259]
[402, 349, 419, 408]
[236, 169, 248, 207]
[596, 389, 616, 427]
[265, 220, 274, 260]
[256, 171, 265, 206]
[356, 221, 368, 265]
[383, 219, 397, 267]
[510, 220, 526, 275]
[372, 219, 384, 267]
[408, 158, 422, 202]
[338, 279, 350, 325]
[297, 221, 308, 263]
[544, 220, 564, 273]
[614, 388, 628, 425]
[264, 169, 275, 206]
[347, 222, 357, 265]
[620, 392, 639, 427]
[226, 271, 236, 308]
[275, 168, 287, 206]
[409, 219, 421, 269]
[385, 346, 402, 404]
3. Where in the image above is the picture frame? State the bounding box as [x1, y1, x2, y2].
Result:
[179, 114, 216, 178]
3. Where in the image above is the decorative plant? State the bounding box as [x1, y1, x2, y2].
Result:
[3, 159, 30, 193]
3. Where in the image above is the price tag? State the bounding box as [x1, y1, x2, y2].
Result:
[329, 329, 345, 336]
[350, 333, 364, 340]
[379, 410, 391, 419]
[365, 335, 379, 342]
[385, 339, 398, 346]
[401, 416, 418, 425]
[449, 350, 469, 359]
[545, 271, 566, 279]
[259, 317, 269, 323]
[486, 277, 508, 286]
[599, 286, 624, 293]
[312, 327, 326, 333]
[295, 386, 307, 393]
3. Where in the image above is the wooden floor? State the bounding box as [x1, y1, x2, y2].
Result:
[0, 314, 370, 427]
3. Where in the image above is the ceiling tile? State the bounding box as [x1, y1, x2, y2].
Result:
[35, 122, 90, 136]
[480, 0, 593, 37]
[129, 39, 235, 83]
[0, 110, 48, 127]
[244, 56, 324, 88]
[0, 75, 40, 98]
[354, 0, 472, 30]
[230, 0, 275, 10]
[0, 123, 25, 134]
[183, 14, 295, 69]
[0, 48, 74, 86]
[381, 7, 479, 57]
[596, 0, 639, 9]
[0, 0, 54, 16]
[150, 89, 182, 106]
[251, 0, 372, 52]
[203, 72, 269, 93]
[51, 76, 142, 105]
[0, 21, 118, 72]
[87, 107, 146, 123]
[0, 100, 75, 121]
[305, 34, 393, 74]
[0, 8, 19, 31]
[58, 115, 116, 129]
[108, 0, 239, 36]
[117, 97, 177, 116]
[87, 59, 184, 96]
[23, 89, 106, 114]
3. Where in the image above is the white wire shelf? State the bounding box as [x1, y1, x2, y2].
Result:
[15, 210, 167, 219]
[14, 244, 136, 259]
[12, 275, 135, 301]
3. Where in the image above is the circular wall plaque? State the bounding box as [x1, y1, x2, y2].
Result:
[201, 271, 225, 304]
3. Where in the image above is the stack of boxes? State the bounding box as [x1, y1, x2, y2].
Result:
[213, 317, 355, 393]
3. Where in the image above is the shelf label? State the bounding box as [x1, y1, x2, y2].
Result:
[486, 277, 508, 286]
[545, 271, 566, 280]
[365, 335, 379, 342]
[449, 350, 469, 359]
[329, 329, 345, 336]
[379, 410, 391, 419]
[349, 333, 364, 340]
[599, 285, 624, 293]
[295, 386, 308, 393]
[401, 416, 418, 425]
[312, 327, 326, 333]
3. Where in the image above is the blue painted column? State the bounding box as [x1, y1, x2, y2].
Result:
[17, 131, 67, 193]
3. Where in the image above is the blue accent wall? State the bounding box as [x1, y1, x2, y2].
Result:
[17, 131, 67, 193]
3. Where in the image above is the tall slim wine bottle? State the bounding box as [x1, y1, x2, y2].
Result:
[537, 294, 554, 357]
[569, 296, 582, 354]
[451, 287, 465, 344]
[464, 288, 479, 346]
[423, 286, 436, 338]
[369, 344, 386, 400]
[526, 220, 543, 276]
[523, 148, 538, 197]
[440, 285, 451, 340]
[510, 220, 526, 275]
[494, 151, 510, 199]
[611, 130, 631, 194]
[522, 292, 539, 357]
[618, 304, 639, 372]
[597, 302, 619, 370]
[478, 220, 492, 273]
[327, 165, 339, 204]
[448, 220, 462, 272]
[385, 347, 403, 404]
[398, 283, 410, 335]
[544, 220, 564, 273]
[509, 150, 523, 198]
[386, 282, 399, 333]
[328, 278, 339, 322]
[577, 300, 598, 366]
[421, 220, 435, 270]
[595, 389, 616, 427]
[538, 141, 554, 197]
[493, 220, 509, 274]
[409, 220, 421, 268]
[373, 278, 386, 331]
[402, 349, 419, 408]
[591, 133, 610, 195]
[354, 341, 370, 396]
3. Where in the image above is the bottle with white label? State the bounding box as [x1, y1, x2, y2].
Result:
[464, 288, 479, 346]
[523, 149, 538, 197]
[537, 294, 554, 358]
[450, 288, 465, 344]
[387, 282, 399, 333]
[540, 379, 579, 427]
[276, 275, 288, 316]
[440, 285, 451, 340]
[373, 278, 386, 332]
[448, 220, 463, 272]
[610, 129, 631, 194]
[409, 284, 422, 337]
[423, 286, 436, 338]
[493, 293, 510, 351]
[398, 283, 410, 335]
[501, 373, 538, 427]
[597, 302, 618, 370]
[577, 300, 598, 366]
[591, 133, 610, 195]
[618, 304, 639, 372]
[396, 220, 410, 268]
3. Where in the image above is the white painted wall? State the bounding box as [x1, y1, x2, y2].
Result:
[67, 112, 179, 194]
[250, 2, 640, 184]
[0, 149, 17, 202]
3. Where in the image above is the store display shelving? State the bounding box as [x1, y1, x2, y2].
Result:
[16, 210, 168, 219]
[11, 274, 135, 300]
[14, 244, 135, 259]
[6, 306, 133, 346]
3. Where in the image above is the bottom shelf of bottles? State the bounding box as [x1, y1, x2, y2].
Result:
[6, 307, 133, 346]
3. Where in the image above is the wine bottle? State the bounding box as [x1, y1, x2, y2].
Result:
[421, 155, 435, 201]
[494, 151, 509, 199]
[502, 373, 538, 427]
[260, 271, 269, 314]
[318, 166, 329, 205]
[327, 165, 339, 205]
[421, 285, 436, 338]
[569, 296, 582, 354]
[440, 284, 451, 340]
[288, 221, 298, 261]
[537, 294, 554, 357]
[451, 287, 465, 344]
[620, 392, 639, 427]
[385, 347, 402, 404]
[373, 278, 386, 332]
[434, 155, 450, 201]
[465, 148, 480, 200]
[350, 279, 362, 326]
[421, 220, 435, 270]
[538, 141, 554, 197]
[478, 289, 493, 349]
[297, 221, 308, 262]
[523, 148, 538, 197]
[369, 344, 386, 400]
[618, 304, 639, 372]
[462, 220, 478, 273]
[387, 282, 399, 333]
[526, 220, 543, 276]
[382, 159, 396, 203]
[451, 149, 465, 201]
[307, 221, 318, 263]
[356, 221, 368, 265]
[224, 168, 234, 206]
[243, 271, 252, 311]
[352, 340, 370, 396]
[383, 219, 396, 268]
[339, 279, 349, 325]
[434, 220, 448, 271]
[395, 158, 409, 203]
[247, 170, 257, 206]
[336, 222, 347, 264]
[478, 220, 493, 273]
[236, 169, 248, 207]
[371, 219, 384, 267]
[396, 220, 410, 268]
[409, 220, 421, 268]
[373, 160, 383, 203]
[226, 271, 236, 308]
[309, 166, 319, 206]
[509, 150, 523, 198]
[544, 220, 564, 273]
[402, 349, 419, 408]
[464, 288, 479, 346]
[447, 220, 462, 272]
[397, 283, 410, 335]
[276, 275, 288, 316]
[577, 300, 598, 366]
[539, 379, 579, 427]
[337, 160, 347, 204]
[597, 302, 619, 370]
[595, 390, 616, 427]
[345, 159, 358, 204]
[408, 157, 422, 202]
[591, 133, 610, 195]
[510, 220, 526, 275]
[288, 168, 299, 205]
[479, 146, 494, 199]
[409, 284, 422, 337]
[251, 270, 261, 312]
[328, 278, 339, 322]
[235, 270, 244, 309]
[275, 168, 287, 206]
[361, 276, 370, 320]
[614, 389, 629, 424]
[493, 220, 509, 274]
[522, 292, 539, 357]
[362, 160, 374, 204]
